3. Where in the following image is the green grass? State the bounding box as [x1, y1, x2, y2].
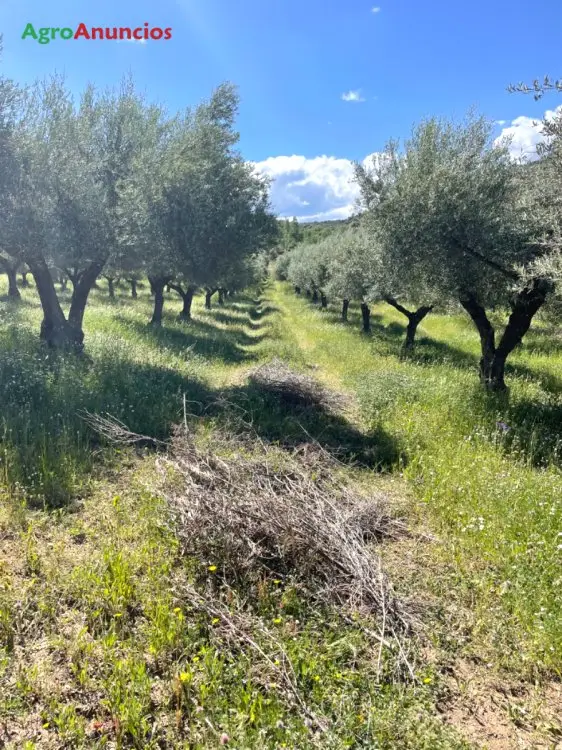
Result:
[267, 284, 562, 678]
[0, 275, 560, 747]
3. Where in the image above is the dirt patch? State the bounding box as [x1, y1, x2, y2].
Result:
[441, 659, 562, 749]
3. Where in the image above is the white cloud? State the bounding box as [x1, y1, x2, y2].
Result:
[341, 89, 366, 103]
[253, 152, 381, 223]
[495, 105, 562, 161]
[371, 6, 381, 12]
[116, 37, 147, 45]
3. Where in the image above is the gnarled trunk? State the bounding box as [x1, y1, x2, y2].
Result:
[0, 259, 21, 300]
[305, 289, 311, 298]
[320, 293, 327, 309]
[21, 272, 30, 288]
[342, 299, 349, 321]
[360, 302, 371, 333]
[384, 297, 433, 350]
[129, 279, 138, 299]
[294, 285, 301, 295]
[459, 280, 550, 390]
[312, 289, 319, 304]
[218, 288, 225, 305]
[106, 277, 115, 299]
[28, 258, 83, 350]
[149, 276, 169, 326]
[170, 283, 196, 322]
[68, 261, 106, 336]
[205, 288, 217, 310]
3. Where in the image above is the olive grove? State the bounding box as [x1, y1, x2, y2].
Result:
[0, 70, 277, 348]
[281, 113, 561, 389]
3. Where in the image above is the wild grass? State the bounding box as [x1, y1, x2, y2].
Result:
[0, 279, 265, 507]
[0, 274, 560, 747]
[269, 284, 562, 678]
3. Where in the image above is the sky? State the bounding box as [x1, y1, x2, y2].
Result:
[1, 0, 561, 221]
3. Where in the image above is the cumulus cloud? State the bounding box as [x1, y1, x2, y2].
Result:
[371, 6, 381, 12]
[495, 105, 562, 161]
[252, 153, 380, 222]
[341, 89, 366, 103]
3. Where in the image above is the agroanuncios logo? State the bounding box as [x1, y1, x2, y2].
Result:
[22, 22, 173, 44]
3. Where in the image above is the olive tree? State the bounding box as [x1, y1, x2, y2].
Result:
[287, 240, 331, 307]
[126, 83, 276, 324]
[325, 228, 378, 330]
[1, 76, 159, 348]
[357, 115, 553, 389]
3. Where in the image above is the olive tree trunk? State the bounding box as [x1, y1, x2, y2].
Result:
[21, 272, 30, 288]
[149, 276, 170, 326]
[459, 279, 550, 390]
[205, 288, 217, 310]
[170, 283, 196, 321]
[129, 279, 138, 299]
[360, 302, 371, 333]
[0, 259, 21, 300]
[105, 277, 116, 299]
[29, 257, 104, 350]
[320, 293, 327, 309]
[341, 299, 349, 321]
[384, 297, 433, 349]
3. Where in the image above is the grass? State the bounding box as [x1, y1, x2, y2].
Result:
[0, 275, 560, 747]
[268, 287, 562, 679]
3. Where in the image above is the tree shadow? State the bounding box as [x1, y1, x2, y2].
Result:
[0, 295, 37, 308]
[490, 395, 562, 468]
[0, 329, 399, 508]
[297, 296, 562, 468]
[516, 328, 562, 357]
[115, 316, 266, 366]
[0, 331, 218, 508]
[211, 379, 400, 471]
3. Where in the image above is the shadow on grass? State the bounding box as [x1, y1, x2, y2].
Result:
[0, 292, 398, 507]
[115, 315, 266, 366]
[209, 380, 400, 471]
[491, 393, 562, 467]
[296, 295, 562, 467]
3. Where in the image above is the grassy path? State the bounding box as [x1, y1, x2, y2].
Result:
[259, 280, 562, 747]
[0, 277, 561, 747]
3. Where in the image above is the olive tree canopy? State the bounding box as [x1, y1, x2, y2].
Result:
[356, 114, 554, 388]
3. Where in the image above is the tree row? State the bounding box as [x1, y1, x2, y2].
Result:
[0, 71, 277, 349]
[277, 114, 561, 390]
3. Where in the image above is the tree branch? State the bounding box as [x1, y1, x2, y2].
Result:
[384, 296, 413, 319]
[451, 240, 519, 281]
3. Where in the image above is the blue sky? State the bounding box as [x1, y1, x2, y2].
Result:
[1, 0, 561, 220]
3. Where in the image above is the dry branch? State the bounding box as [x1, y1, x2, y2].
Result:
[248, 358, 349, 412]
[158, 426, 413, 676]
[80, 411, 165, 448]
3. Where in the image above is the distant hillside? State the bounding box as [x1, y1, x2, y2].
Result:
[297, 214, 362, 245]
[274, 214, 362, 255]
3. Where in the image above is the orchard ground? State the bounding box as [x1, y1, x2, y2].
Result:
[0, 276, 560, 748]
